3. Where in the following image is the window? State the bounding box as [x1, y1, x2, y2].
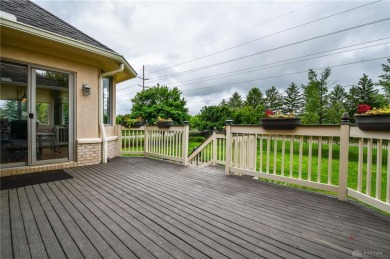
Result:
[103, 77, 112, 124]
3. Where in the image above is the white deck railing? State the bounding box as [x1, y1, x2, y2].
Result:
[118, 120, 389, 213]
[118, 122, 189, 165]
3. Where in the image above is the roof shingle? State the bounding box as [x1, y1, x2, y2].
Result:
[1, 0, 117, 53]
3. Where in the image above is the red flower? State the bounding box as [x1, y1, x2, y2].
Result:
[265, 110, 273, 118]
[357, 104, 371, 114]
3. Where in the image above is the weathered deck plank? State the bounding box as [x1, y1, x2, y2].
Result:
[1, 190, 13, 259]
[17, 188, 48, 259]
[1, 157, 390, 259]
[9, 188, 31, 259]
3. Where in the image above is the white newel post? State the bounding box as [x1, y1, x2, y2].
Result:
[225, 120, 233, 175]
[182, 121, 189, 166]
[338, 113, 350, 201]
[117, 124, 122, 156]
[213, 130, 217, 166]
[144, 122, 148, 157]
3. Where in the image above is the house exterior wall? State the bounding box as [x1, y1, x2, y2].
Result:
[0, 42, 121, 176]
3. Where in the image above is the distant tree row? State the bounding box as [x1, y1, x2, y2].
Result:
[191, 59, 390, 130]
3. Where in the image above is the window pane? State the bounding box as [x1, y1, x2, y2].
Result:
[103, 77, 112, 124]
[0, 62, 28, 165]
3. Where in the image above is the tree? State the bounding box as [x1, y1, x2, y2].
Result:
[227, 91, 243, 109]
[130, 86, 189, 124]
[245, 87, 263, 108]
[264, 86, 283, 111]
[232, 105, 265, 124]
[302, 68, 331, 124]
[355, 74, 379, 107]
[197, 105, 233, 130]
[283, 82, 303, 114]
[378, 58, 390, 101]
[327, 84, 347, 124]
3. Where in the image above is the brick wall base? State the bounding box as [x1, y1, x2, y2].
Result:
[0, 139, 120, 177]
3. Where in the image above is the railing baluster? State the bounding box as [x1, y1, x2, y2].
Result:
[318, 136, 322, 183]
[387, 143, 390, 203]
[273, 137, 277, 175]
[259, 135, 263, 173]
[308, 136, 313, 181]
[376, 139, 382, 199]
[281, 135, 285, 176]
[328, 137, 333, 185]
[299, 136, 303, 179]
[358, 138, 364, 192]
[366, 138, 373, 196]
[266, 135, 270, 174]
[290, 136, 294, 178]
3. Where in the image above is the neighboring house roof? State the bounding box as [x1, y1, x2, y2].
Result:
[1, 0, 116, 53]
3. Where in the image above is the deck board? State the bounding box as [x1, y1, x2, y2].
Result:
[1, 190, 13, 259]
[1, 157, 390, 259]
[9, 188, 31, 259]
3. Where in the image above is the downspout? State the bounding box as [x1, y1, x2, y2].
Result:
[99, 63, 124, 163]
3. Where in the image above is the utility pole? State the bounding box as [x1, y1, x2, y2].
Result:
[138, 65, 149, 91]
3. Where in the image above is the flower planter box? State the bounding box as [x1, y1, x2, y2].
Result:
[131, 121, 144, 128]
[354, 115, 390, 132]
[260, 118, 301, 130]
[157, 121, 173, 128]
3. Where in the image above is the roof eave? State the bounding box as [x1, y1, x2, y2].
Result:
[0, 18, 137, 79]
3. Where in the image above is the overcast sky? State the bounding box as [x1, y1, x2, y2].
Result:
[33, 0, 390, 115]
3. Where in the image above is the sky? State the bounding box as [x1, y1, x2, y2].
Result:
[33, 0, 390, 115]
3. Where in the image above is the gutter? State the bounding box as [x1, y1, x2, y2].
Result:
[99, 63, 124, 163]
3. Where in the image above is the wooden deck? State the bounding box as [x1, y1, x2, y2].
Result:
[1, 157, 390, 259]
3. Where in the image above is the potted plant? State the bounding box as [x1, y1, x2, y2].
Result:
[260, 110, 301, 130]
[122, 117, 144, 128]
[354, 104, 390, 131]
[156, 117, 174, 128]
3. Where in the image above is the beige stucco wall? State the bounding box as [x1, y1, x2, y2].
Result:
[1, 43, 104, 139]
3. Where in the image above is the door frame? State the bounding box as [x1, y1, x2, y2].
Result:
[29, 66, 75, 165]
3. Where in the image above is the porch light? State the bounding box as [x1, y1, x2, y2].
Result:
[21, 88, 27, 103]
[82, 84, 91, 96]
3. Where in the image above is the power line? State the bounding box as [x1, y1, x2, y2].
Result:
[166, 41, 389, 87]
[116, 38, 389, 95]
[150, 1, 324, 73]
[145, 17, 390, 82]
[177, 56, 388, 92]
[148, 0, 382, 76]
[115, 56, 387, 107]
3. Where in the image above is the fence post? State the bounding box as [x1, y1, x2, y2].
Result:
[182, 121, 189, 166]
[116, 124, 122, 156]
[213, 129, 217, 166]
[338, 112, 350, 201]
[225, 120, 233, 175]
[144, 121, 148, 157]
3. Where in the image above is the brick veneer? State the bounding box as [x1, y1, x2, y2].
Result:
[0, 139, 120, 177]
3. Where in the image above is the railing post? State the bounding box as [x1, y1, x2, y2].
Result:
[116, 124, 122, 156]
[213, 129, 217, 166]
[338, 112, 350, 201]
[225, 120, 233, 175]
[182, 121, 189, 166]
[144, 121, 148, 157]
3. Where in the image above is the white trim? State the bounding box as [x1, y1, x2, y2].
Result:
[0, 18, 137, 79]
[347, 188, 390, 213]
[106, 136, 118, 141]
[77, 138, 102, 144]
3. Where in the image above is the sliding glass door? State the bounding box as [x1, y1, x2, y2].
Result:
[0, 61, 73, 168]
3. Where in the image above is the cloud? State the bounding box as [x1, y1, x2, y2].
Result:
[34, 0, 390, 115]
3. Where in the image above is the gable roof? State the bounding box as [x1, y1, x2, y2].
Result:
[1, 0, 116, 53]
